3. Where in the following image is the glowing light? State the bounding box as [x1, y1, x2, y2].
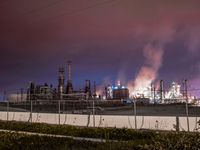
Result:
[117, 80, 121, 87]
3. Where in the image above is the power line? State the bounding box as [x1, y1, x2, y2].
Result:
[23, 0, 66, 15]
[61, 0, 116, 16]
[41, 0, 118, 22]
[24, 0, 119, 28]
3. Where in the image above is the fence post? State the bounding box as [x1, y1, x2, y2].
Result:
[7, 100, 9, 121]
[134, 98, 137, 129]
[184, 79, 190, 132]
[30, 100, 32, 123]
[58, 94, 61, 125]
[4, 91, 9, 121]
[59, 100, 61, 125]
[93, 100, 95, 127]
[176, 116, 180, 131]
[63, 100, 65, 113]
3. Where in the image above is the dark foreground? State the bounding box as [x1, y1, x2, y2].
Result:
[0, 121, 200, 150]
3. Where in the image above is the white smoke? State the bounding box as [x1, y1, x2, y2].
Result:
[128, 43, 164, 96]
[128, 21, 176, 97]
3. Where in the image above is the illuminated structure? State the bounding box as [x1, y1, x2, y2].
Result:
[130, 81, 196, 104]
[84, 80, 91, 99]
[166, 82, 182, 99]
[58, 67, 65, 98]
[7, 60, 196, 103]
[106, 81, 129, 100]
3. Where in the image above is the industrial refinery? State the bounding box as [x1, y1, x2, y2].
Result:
[6, 61, 197, 105]
[27, 61, 94, 101]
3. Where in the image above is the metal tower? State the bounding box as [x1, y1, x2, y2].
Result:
[66, 61, 73, 94]
[93, 81, 97, 98]
[58, 67, 65, 97]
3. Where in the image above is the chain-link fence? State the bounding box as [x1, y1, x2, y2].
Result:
[1, 86, 200, 132]
[0, 98, 200, 131]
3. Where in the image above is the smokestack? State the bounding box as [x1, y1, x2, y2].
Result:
[105, 86, 108, 100]
[58, 67, 65, 97]
[85, 80, 91, 96]
[183, 79, 188, 99]
[151, 82, 156, 103]
[67, 61, 71, 81]
[153, 85, 156, 104]
[151, 82, 153, 98]
[29, 82, 35, 100]
[93, 81, 97, 97]
[160, 80, 164, 103]
[66, 61, 73, 94]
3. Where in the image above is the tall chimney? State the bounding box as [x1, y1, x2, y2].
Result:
[85, 80, 89, 92]
[153, 85, 156, 104]
[160, 80, 164, 103]
[151, 82, 153, 99]
[93, 81, 97, 97]
[66, 61, 73, 94]
[67, 61, 71, 81]
[183, 79, 189, 100]
[58, 67, 65, 96]
[85, 80, 91, 98]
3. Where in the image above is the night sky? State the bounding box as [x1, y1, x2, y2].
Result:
[0, 0, 200, 96]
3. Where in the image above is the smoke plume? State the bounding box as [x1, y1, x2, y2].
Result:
[128, 20, 176, 96]
[128, 43, 164, 96]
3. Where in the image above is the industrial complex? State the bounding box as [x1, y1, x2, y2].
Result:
[6, 61, 197, 105]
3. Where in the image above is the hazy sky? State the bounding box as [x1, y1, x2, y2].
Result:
[0, 0, 200, 95]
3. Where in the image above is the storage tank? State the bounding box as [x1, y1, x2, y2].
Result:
[112, 83, 129, 100]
